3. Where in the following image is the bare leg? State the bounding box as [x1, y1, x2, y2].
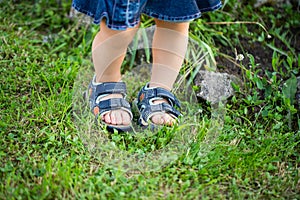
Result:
[92, 20, 138, 125]
[150, 19, 190, 125]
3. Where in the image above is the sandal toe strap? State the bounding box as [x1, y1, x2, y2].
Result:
[140, 103, 181, 123]
[93, 98, 133, 119]
[138, 86, 181, 108]
[137, 84, 182, 126]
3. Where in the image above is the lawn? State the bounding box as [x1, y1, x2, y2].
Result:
[1, 0, 299, 199]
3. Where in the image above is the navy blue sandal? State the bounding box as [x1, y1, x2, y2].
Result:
[136, 83, 181, 129]
[88, 76, 133, 132]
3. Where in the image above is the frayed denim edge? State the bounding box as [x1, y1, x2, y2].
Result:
[71, 1, 222, 30]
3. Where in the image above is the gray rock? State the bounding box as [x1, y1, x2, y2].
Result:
[194, 70, 241, 105]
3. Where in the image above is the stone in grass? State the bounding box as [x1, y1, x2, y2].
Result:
[194, 70, 241, 105]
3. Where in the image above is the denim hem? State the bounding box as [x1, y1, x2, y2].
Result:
[143, 10, 202, 22]
[143, 1, 222, 22]
[72, 1, 222, 30]
[198, 1, 222, 12]
[72, 3, 141, 30]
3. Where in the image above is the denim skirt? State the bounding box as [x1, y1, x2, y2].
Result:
[72, 0, 222, 30]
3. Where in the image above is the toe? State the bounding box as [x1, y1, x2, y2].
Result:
[114, 111, 123, 125]
[151, 114, 164, 125]
[103, 110, 131, 125]
[110, 111, 117, 125]
[121, 111, 131, 125]
[151, 113, 175, 126]
[163, 114, 175, 126]
[103, 112, 112, 124]
[112, 110, 131, 125]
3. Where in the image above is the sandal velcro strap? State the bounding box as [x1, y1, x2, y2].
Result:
[94, 98, 133, 119]
[98, 98, 131, 112]
[137, 84, 182, 127]
[140, 103, 181, 123]
[155, 87, 181, 108]
[95, 82, 127, 97]
[139, 86, 181, 108]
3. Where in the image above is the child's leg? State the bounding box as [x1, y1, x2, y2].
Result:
[92, 20, 138, 126]
[150, 19, 190, 125]
[92, 20, 138, 82]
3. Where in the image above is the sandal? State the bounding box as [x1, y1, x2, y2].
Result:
[136, 83, 181, 128]
[87, 76, 133, 132]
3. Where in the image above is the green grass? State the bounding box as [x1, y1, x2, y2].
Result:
[1, 1, 299, 199]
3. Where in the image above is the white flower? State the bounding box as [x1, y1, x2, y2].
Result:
[236, 54, 244, 61]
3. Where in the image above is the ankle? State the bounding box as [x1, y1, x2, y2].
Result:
[148, 82, 172, 91]
[95, 75, 122, 83]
